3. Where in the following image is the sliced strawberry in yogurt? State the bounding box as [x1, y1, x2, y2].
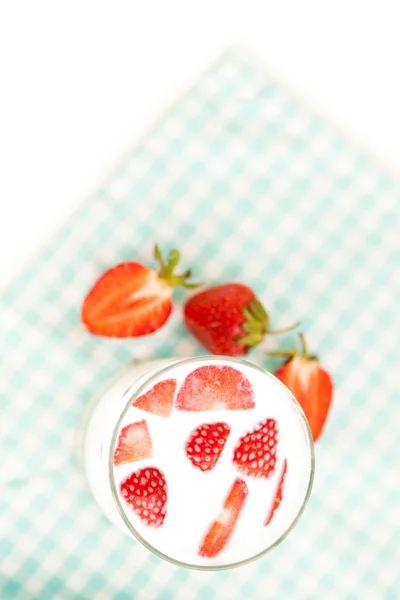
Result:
[120, 467, 167, 527]
[233, 418, 278, 478]
[176, 365, 255, 411]
[114, 420, 153, 466]
[185, 422, 230, 472]
[133, 378, 176, 417]
[199, 478, 248, 558]
[264, 459, 288, 526]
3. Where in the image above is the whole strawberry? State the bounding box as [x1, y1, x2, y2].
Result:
[273, 334, 333, 442]
[82, 244, 198, 338]
[184, 283, 296, 356]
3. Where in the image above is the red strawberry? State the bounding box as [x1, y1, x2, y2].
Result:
[273, 334, 333, 442]
[184, 283, 297, 356]
[133, 379, 177, 417]
[113, 420, 153, 466]
[199, 478, 248, 558]
[81, 244, 198, 338]
[175, 365, 255, 411]
[233, 418, 278, 478]
[264, 458, 287, 526]
[120, 467, 167, 527]
[185, 422, 231, 472]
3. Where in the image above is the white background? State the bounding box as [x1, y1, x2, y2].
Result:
[1, 1, 399, 290]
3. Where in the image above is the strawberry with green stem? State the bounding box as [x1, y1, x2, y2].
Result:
[184, 283, 298, 356]
[82, 244, 199, 338]
[272, 333, 333, 442]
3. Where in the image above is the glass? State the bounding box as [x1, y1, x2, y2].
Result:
[83, 356, 314, 570]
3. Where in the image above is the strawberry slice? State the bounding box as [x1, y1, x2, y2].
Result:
[264, 459, 287, 526]
[175, 365, 255, 411]
[120, 467, 167, 527]
[185, 422, 231, 472]
[113, 420, 153, 466]
[232, 418, 278, 478]
[81, 245, 197, 338]
[199, 478, 248, 558]
[133, 379, 177, 417]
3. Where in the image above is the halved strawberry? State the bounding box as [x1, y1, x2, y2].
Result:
[113, 420, 153, 466]
[232, 418, 278, 478]
[273, 333, 333, 442]
[199, 478, 248, 558]
[185, 422, 230, 472]
[81, 245, 198, 338]
[264, 458, 287, 526]
[133, 379, 177, 417]
[120, 467, 167, 527]
[175, 365, 255, 411]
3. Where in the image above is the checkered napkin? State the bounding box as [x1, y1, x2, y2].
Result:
[1, 49, 399, 599]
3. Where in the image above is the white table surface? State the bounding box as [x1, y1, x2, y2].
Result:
[1, 1, 399, 291]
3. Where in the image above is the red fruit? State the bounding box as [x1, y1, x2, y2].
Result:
[185, 422, 231, 472]
[81, 245, 197, 338]
[184, 283, 296, 356]
[113, 420, 153, 466]
[120, 467, 167, 527]
[233, 418, 278, 478]
[175, 365, 255, 412]
[199, 478, 248, 558]
[133, 379, 177, 417]
[264, 458, 287, 526]
[274, 334, 333, 442]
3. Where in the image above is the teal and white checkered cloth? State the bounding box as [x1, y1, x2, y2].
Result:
[1, 49, 399, 599]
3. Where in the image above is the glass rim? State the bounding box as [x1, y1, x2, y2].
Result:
[108, 355, 315, 571]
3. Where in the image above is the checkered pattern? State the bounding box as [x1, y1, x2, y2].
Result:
[1, 49, 399, 599]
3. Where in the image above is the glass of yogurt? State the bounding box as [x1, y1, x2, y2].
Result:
[83, 356, 314, 570]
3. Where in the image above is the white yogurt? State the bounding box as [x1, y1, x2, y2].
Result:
[83, 356, 314, 569]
